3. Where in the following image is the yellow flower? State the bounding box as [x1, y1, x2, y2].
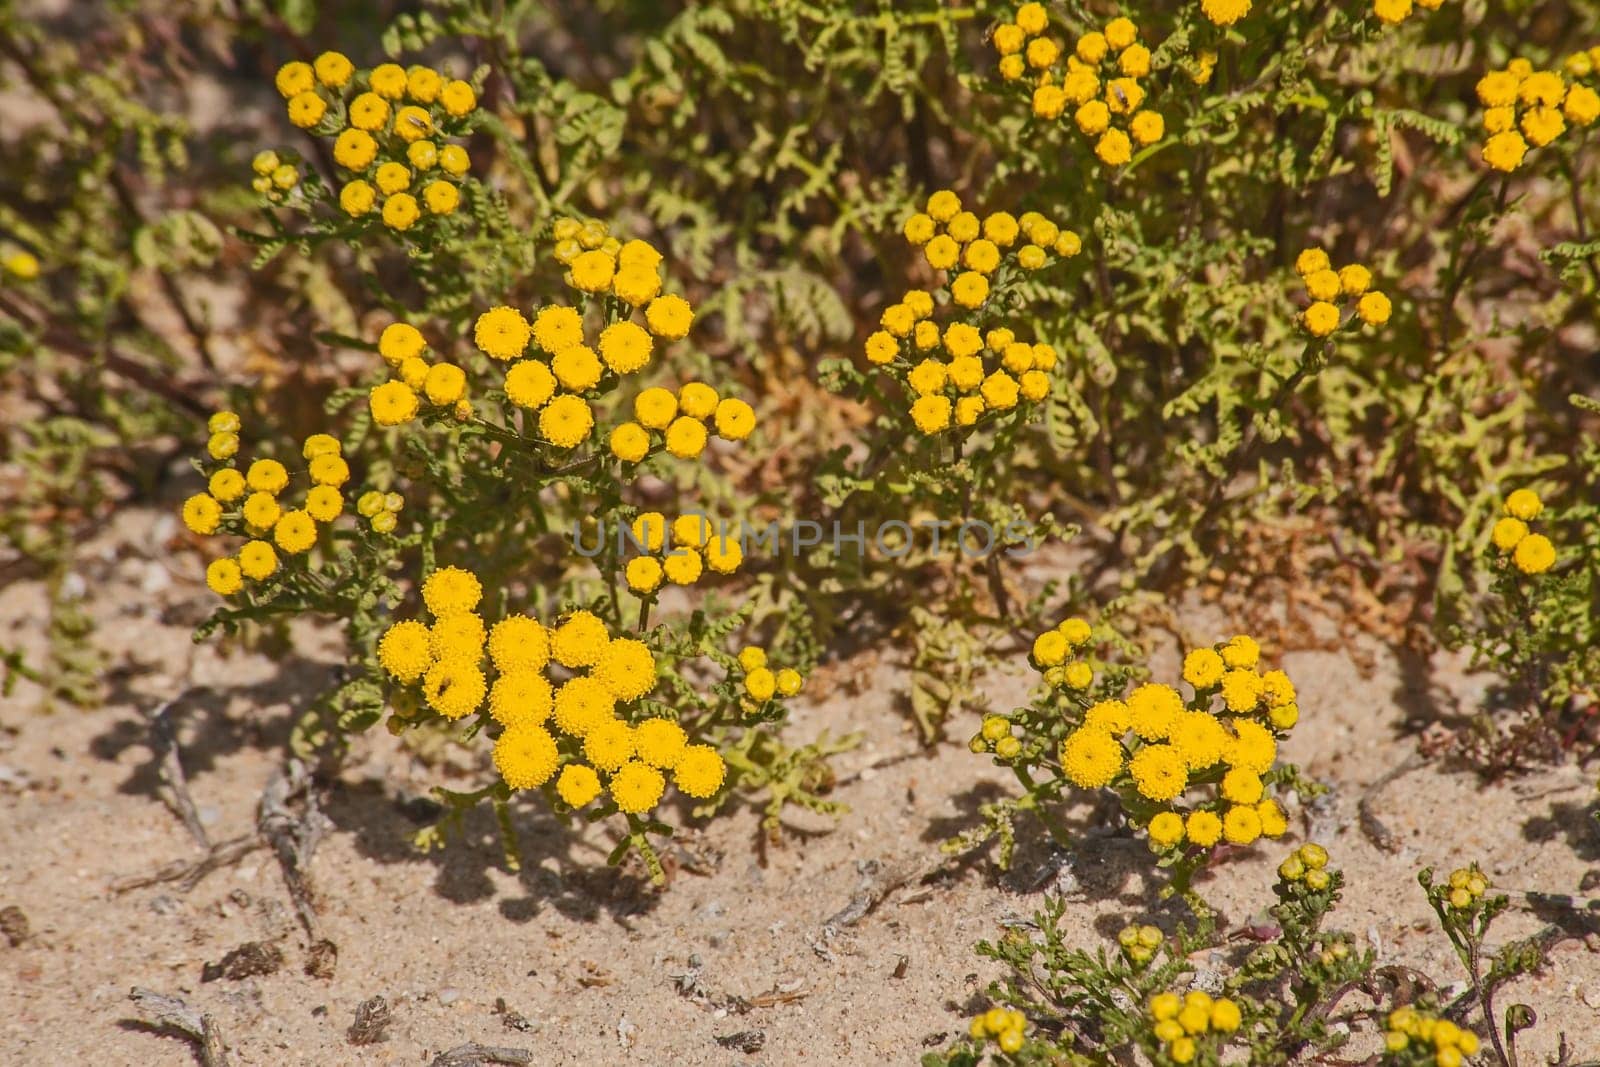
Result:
[1373, 0, 1413, 24]
[645, 294, 694, 340]
[539, 394, 594, 448]
[1357, 291, 1392, 326]
[910, 395, 952, 434]
[704, 534, 743, 575]
[423, 363, 467, 406]
[626, 555, 664, 594]
[1565, 84, 1600, 125]
[926, 189, 961, 222]
[1170, 712, 1229, 769]
[952, 272, 990, 308]
[903, 212, 937, 244]
[494, 726, 559, 789]
[423, 180, 459, 215]
[394, 104, 433, 143]
[489, 671, 554, 730]
[776, 668, 803, 696]
[505, 360, 556, 410]
[441, 79, 477, 116]
[598, 321, 653, 374]
[1491, 516, 1528, 551]
[440, 145, 470, 177]
[378, 620, 434, 682]
[1482, 130, 1528, 172]
[738, 646, 768, 672]
[234, 541, 276, 583]
[1476, 70, 1519, 107]
[1128, 745, 1187, 802]
[1185, 810, 1223, 847]
[1513, 533, 1555, 574]
[612, 265, 661, 306]
[273, 510, 317, 554]
[556, 763, 602, 807]
[181, 493, 222, 535]
[274, 61, 314, 97]
[584, 718, 636, 773]
[674, 744, 726, 798]
[611, 759, 666, 813]
[1182, 648, 1225, 690]
[408, 141, 439, 170]
[1338, 264, 1372, 297]
[488, 614, 549, 673]
[333, 129, 378, 171]
[553, 676, 616, 738]
[205, 557, 243, 596]
[1222, 805, 1262, 845]
[745, 667, 777, 701]
[1095, 128, 1132, 166]
[923, 234, 960, 272]
[552, 344, 603, 392]
[1201, 0, 1252, 25]
[1128, 683, 1182, 740]
[595, 638, 657, 702]
[1221, 768, 1264, 804]
[1303, 301, 1341, 336]
[339, 180, 376, 216]
[1119, 44, 1151, 78]
[1148, 811, 1185, 849]
[1076, 30, 1108, 64]
[406, 65, 443, 103]
[1504, 488, 1542, 520]
[313, 51, 353, 88]
[1075, 99, 1110, 136]
[1305, 269, 1341, 302]
[1257, 798, 1289, 837]
[348, 91, 390, 131]
[244, 458, 287, 494]
[1520, 106, 1565, 147]
[1519, 70, 1566, 108]
[1129, 110, 1165, 145]
[962, 238, 1001, 274]
[678, 381, 719, 419]
[1295, 248, 1330, 276]
[634, 387, 678, 429]
[1220, 669, 1263, 712]
[208, 469, 246, 504]
[1228, 719, 1278, 774]
[665, 415, 709, 458]
[610, 422, 651, 463]
[569, 250, 616, 292]
[1015, 2, 1048, 34]
[1026, 37, 1060, 70]
[1059, 729, 1124, 788]
[663, 548, 703, 585]
[241, 491, 281, 531]
[382, 193, 420, 231]
[635, 719, 688, 770]
[1261, 669, 1295, 708]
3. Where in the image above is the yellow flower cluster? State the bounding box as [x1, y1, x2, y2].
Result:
[366, 321, 475, 428]
[184, 413, 357, 596]
[1490, 488, 1556, 575]
[971, 714, 1024, 760]
[995, 9, 1166, 166]
[1476, 59, 1600, 172]
[248, 150, 300, 203]
[1199, 0, 1252, 26]
[378, 569, 728, 810]
[1371, 0, 1445, 27]
[621, 513, 744, 594]
[1116, 923, 1163, 966]
[872, 191, 1077, 436]
[1277, 841, 1332, 890]
[610, 381, 755, 464]
[1383, 1007, 1482, 1063]
[355, 489, 404, 534]
[1040, 626, 1296, 852]
[735, 645, 803, 713]
[1147, 990, 1242, 1064]
[967, 1006, 1027, 1055]
[1442, 865, 1490, 911]
[272, 55, 474, 230]
[1294, 247, 1391, 337]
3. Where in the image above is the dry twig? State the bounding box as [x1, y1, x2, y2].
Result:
[127, 987, 230, 1067]
[430, 1043, 535, 1066]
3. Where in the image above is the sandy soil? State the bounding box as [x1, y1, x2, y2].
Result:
[3, 505, 1599, 1066]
